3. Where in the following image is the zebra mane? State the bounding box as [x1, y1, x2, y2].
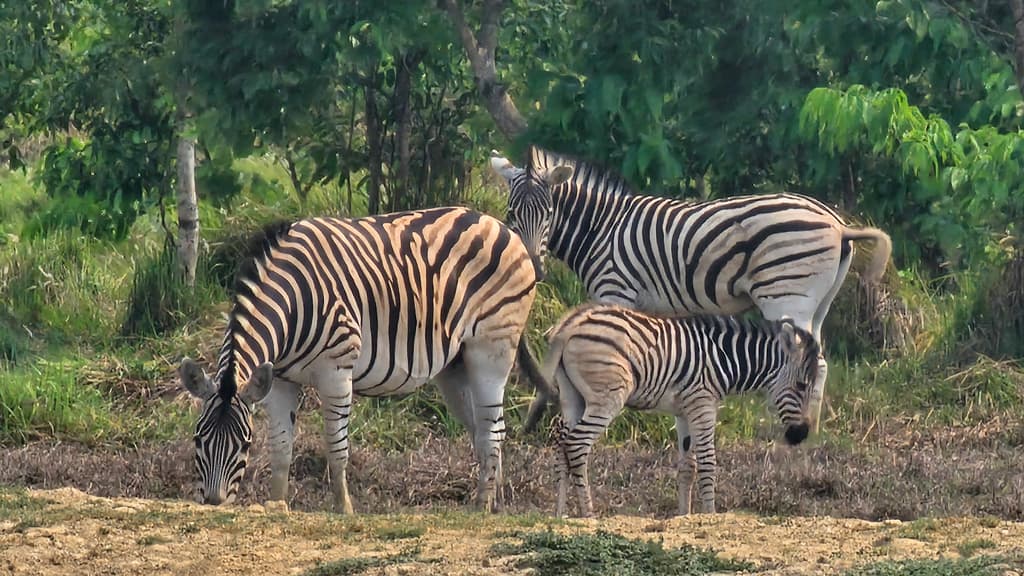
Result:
[216, 219, 295, 402]
[528, 146, 637, 197]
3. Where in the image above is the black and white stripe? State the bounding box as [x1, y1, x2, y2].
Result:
[180, 207, 538, 512]
[544, 304, 819, 517]
[491, 146, 891, 434]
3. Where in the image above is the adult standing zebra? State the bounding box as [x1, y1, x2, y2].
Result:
[179, 207, 538, 513]
[492, 146, 891, 435]
[544, 303, 819, 516]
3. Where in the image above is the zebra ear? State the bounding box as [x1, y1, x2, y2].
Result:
[180, 357, 215, 400]
[240, 362, 274, 406]
[543, 165, 573, 187]
[779, 322, 800, 355]
[489, 152, 524, 181]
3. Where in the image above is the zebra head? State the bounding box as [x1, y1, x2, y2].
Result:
[490, 147, 573, 276]
[180, 358, 274, 506]
[769, 320, 820, 446]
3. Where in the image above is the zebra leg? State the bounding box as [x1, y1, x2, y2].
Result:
[434, 361, 509, 511]
[808, 247, 853, 434]
[563, 408, 613, 518]
[462, 342, 514, 513]
[809, 355, 828, 435]
[554, 417, 572, 517]
[264, 378, 302, 505]
[319, 370, 355, 515]
[675, 416, 696, 515]
[689, 401, 720, 513]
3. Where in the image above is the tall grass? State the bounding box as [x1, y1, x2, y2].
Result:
[0, 359, 191, 444]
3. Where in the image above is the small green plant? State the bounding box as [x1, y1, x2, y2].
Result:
[843, 555, 1014, 576]
[374, 523, 425, 541]
[492, 529, 754, 576]
[301, 546, 422, 576]
[894, 518, 940, 542]
[957, 539, 997, 558]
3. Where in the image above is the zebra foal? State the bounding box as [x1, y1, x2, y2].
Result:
[544, 304, 819, 517]
[179, 207, 538, 513]
[491, 146, 891, 435]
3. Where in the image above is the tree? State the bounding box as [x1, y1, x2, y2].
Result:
[173, 9, 199, 286]
[442, 0, 527, 141]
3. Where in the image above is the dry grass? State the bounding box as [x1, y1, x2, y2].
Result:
[2, 415, 1024, 522]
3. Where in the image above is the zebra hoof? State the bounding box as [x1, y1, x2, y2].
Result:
[264, 500, 290, 514]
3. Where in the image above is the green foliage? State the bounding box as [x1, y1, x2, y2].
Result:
[843, 555, 1016, 576]
[0, 232, 130, 345]
[121, 243, 224, 339]
[301, 546, 422, 576]
[492, 529, 754, 576]
[800, 85, 1024, 267]
[17, 0, 177, 240]
[0, 358, 191, 445]
[957, 539, 997, 558]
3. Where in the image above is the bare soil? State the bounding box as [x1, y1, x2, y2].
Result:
[2, 487, 1024, 576]
[3, 413, 1024, 574]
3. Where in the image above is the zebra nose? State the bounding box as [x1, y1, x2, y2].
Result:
[785, 423, 809, 446]
[204, 488, 229, 506]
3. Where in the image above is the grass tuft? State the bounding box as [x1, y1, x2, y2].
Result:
[844, 555, 1017, 576]
[492, 529, 754, 576]
[301, 546, 422, 576]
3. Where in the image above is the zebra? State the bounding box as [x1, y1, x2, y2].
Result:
[544, 303, 819, 517]
[179, 207, 538, 513]
[490, 146, 891, 435]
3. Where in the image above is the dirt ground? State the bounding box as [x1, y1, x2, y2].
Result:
[2, 487, 1024, 576]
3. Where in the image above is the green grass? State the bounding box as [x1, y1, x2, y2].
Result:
[957, 538, 998, 558]
[3, 153, 1024, 454]
[492, 529, 755, 576]
[0, 167, 45, 237]
[0, 358, 192, 444]
[301, 546, 423, 576]
[373, 523, 426, 541]
[844, 555, 1017, 576]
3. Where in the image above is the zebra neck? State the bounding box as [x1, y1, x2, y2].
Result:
[216, 301, 290, 392]
[548, 180, 628, 275]
[708, 336, 781, 395]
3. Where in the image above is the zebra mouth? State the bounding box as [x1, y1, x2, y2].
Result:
[785, 423, 809, 446]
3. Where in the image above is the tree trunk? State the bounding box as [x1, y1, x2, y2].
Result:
[392, 50, 423, 211]
[442, 0, 528, 140]
[174, 11, 199, 287]
[175, 133, 199, 287]
[365, 67, 383, 215]
[1012, 0, 1024, 97]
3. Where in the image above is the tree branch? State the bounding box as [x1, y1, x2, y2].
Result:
[441, 0, 528, 140]
[1012, 0, 1024, 97]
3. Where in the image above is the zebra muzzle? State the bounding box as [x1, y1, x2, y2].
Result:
[784, 423, 809, 446]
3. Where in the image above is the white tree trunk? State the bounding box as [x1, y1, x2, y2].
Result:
[176, 135, 199, 287]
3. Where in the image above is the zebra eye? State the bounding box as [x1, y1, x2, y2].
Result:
[796, 381, 809, 392]
[193, 435, 202, 449]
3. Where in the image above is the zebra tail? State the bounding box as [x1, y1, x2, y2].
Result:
[521, 305, 589, 434]
[843, 226, 893, 284]
[518, 336, 557, 433]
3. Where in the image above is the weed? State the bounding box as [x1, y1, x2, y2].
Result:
[895, 518, 940, 541]
[957, 538, 997, 558]
[301, 546, 422, 576]
[843, 555, 1015, 575]
[492, 529, 754, 576]
[374, 524, 425, 541]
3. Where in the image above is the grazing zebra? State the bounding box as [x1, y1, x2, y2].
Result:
[491, 146, 891, 434]
[545, 303, 818, 517]
[179, 207, 538, 513]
